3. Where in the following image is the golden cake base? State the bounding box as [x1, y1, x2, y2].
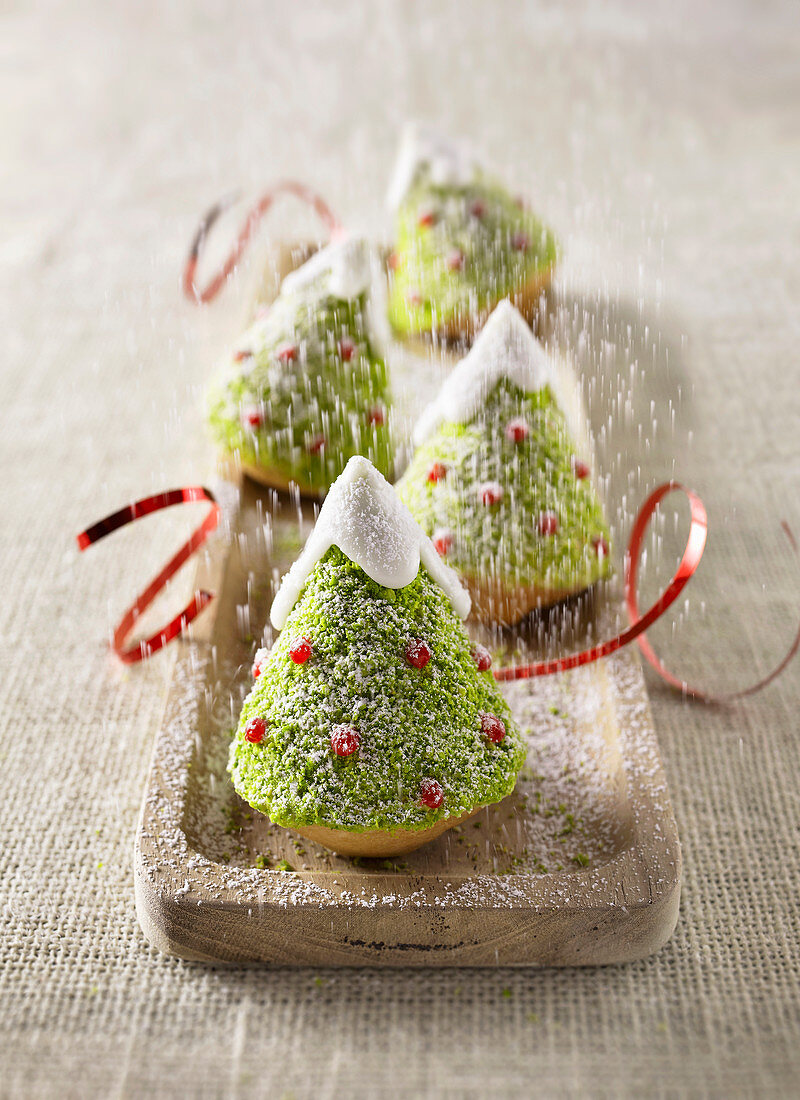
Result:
[463, 570, 580, 627]
[292, 806, 481, 857]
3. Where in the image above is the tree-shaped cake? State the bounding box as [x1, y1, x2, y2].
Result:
[208, 238, 393, 495]
[386, 124, 558, 340]
[229, 456, 526, 857]
[396, 301, 611, 624]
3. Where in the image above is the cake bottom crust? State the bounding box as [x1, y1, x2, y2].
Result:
[290, 806, 482, 857]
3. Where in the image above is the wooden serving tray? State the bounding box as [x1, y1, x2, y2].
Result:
[134, 245, 680, 966]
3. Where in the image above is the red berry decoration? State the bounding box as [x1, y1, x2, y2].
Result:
[426, 462, 448, 484]
[407, 289, 423, 306]
[505, 417, 529, 443]
[478, 481, 504, 506]
[388, 251, 401, 271]
[469, 199, 487, 219]
[339, 338, 355, 361]
[572, 459, 590, 480]
[432, 530, 454, 556]
[593, 535, 609, 558]
[244, 717, 267, 744]
[537, 511, 559, 537]
[276, 342, 298, 363]
[418, 208, 436, 228]
[367, 407, 385, 427]
[419, 777, 444, 810]
[481, 712, 506, 744]
[405, 639, 432, 670]
[289, 637, 312, 664]
[331, 725, 360, 757]
[472, 644, 492, 672]
[447, 248, 465, 271]
[511, 231, 529, 252]
[241, 407, 263, 429]
[307, 435, 326, 455]
[234, 349, 253, 362]
[251, 648, 268, 679]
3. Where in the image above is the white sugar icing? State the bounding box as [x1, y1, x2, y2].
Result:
[386, 123, 479, 211]
[270, 456, 471, 629]
[280, 236, 372, 302]
[412, 300, 566, 444]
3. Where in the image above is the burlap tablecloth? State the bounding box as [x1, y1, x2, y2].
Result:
[2, 2, 799, 1096]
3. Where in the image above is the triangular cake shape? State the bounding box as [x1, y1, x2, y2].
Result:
[386, 124, 558, 340]
[229, 457, 525, 857]
[208, 238, 393, 496]
[396, 302, 612, 624]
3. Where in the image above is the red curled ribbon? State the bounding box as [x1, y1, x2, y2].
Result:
[493, 481, 800, 702]
[76, 487, 221, 664]
[183, 182, 344, 305]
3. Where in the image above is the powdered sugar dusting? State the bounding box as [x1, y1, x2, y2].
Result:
[269, 456, 471, 629]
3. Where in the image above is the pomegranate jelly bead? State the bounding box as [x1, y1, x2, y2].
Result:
[572, 458, 590, 480]
[405, 639, 432, 670]
[307, 435, 326, 455]
[338, 337, 355, 361]
[407, 289, 423, 306]
[289, 637, 312, 664]
[469, 199, 486, 218]
[478, 481, 504, 506]
[472, 644, 492, 672]
[505, 417, 529, 443]
[244, 717, 267, 744]
[511, 231, 530, 252]
[367, 407, 385, 427]
[388, 251, 401, 271]
[447, 249, 465, 271]
[418, 208, 436, 228]
[481, 713, 506, 744]
[427, 461, 448, 484]
[233, 349, 253, 362]
[251, 648, 268, 679]
[241, 407, 263, 429]
[537, 511, 559, 537]
[432, 530, 454, 556]
[276, 342, 298, 362]
[419, 777, 444, 810]
[593, 535, 609, 558]
[331, 725, 360, 757]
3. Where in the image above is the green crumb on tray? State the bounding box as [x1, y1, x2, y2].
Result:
[275, 859, 294, 872]
[572, 852, 590, 867]
[254, 854, 270, 870]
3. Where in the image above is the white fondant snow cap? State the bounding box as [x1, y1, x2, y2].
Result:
[280, 236, 372, 301]
[387, 122, 479, 211]
[270, 456, 471, 629]
[413, 300, 559, 445]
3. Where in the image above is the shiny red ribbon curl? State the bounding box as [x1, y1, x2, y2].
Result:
[493, 481, 800, 702]
[76, 487, 220, 664]
[183, 182, 344, 305]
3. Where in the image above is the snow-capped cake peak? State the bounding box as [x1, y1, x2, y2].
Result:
[387, 122, 479, 211]
[413, 301, 559, 444]
[270, 456, 471, 629]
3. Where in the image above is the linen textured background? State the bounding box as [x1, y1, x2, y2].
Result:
[1, 2, 799, 1096]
